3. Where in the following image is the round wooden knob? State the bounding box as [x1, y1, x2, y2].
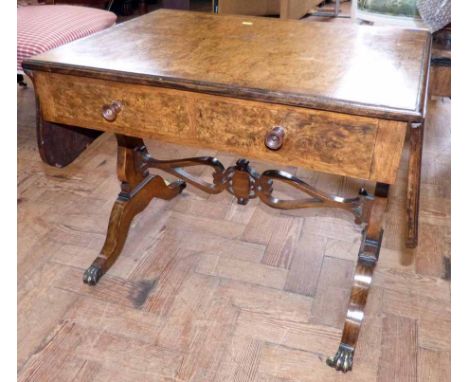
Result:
[102, 101, 122, 122]
[265, 126, 285, 150]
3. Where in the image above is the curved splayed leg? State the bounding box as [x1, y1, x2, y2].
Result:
[83, 135, 186, 286]
[326, 196, 386, 372]
[86, 142, 388, 373]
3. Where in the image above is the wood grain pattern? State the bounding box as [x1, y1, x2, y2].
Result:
[36, 115, 101, 168]
[20, 6, 434, 377]
[430, 27, 451, 99]
[326, 196, 387, 372]
[429, 66, 451, 98]
[34, 71, 406, 183]
[378, 315, 418, 382]
[370, 120, 407, 184]
[23, 9, 431, 121]
[193, 95, 379, 180]
[83, 135, 186, 285]
[24, 9, 430, 255]
[26, 70, 102, 168]
[18, 77, 451, 381]
[417, 348, 450, 382]
[407, 123, 424, 248]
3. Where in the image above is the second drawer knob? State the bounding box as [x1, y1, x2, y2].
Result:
[102, 101, 123, 122]
[265, 126, 285, 150]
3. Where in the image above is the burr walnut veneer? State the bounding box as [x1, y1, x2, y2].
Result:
[24, 10, 431, 373]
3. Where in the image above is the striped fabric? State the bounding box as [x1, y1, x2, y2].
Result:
[17, 5, 116, 72]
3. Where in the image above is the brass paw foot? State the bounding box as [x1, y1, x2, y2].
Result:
[326, 343, 354, 372]
[174, 180, 186, 194]
[83, 264, 103, 286]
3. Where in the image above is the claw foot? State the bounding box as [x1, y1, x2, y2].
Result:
[83, 264, 103, 286]
[326, 343, 354, 372]
[176, 180, 187, 193]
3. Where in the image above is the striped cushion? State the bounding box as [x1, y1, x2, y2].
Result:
[17, 5, 116, 71]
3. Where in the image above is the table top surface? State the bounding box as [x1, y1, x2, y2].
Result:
[24, 9, 431, 121]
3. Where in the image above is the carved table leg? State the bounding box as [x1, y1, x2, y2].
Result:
[83, 135, 185, 285]
[121, 0, 133, 16]
[138, 0, 148, 14]
[327, 195, 387, 372]
[76, 138, 391, 371]
[406, 122, 424, 248]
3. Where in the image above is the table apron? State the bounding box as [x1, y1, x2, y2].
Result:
[34, 71, 407, 184]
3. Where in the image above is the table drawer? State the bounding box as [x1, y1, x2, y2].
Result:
[35, 72, 406, 183]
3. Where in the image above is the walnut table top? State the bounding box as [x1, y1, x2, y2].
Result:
[24, 9, 431, 121]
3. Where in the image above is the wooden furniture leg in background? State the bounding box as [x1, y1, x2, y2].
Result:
[83, 134, 186, 285]
[406, 123, 424, 248]
[122, 0, 133, 15]
[138, 0, 148, 14]
[327, 183, 388, 372]
[430, 24, 451, 98]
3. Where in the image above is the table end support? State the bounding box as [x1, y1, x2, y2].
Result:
[83, 135, 186, 286]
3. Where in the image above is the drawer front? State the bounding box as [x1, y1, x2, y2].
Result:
[34, 72, 406, 183]
[34, 72, 191, 139]
[193, 98, 378, 179]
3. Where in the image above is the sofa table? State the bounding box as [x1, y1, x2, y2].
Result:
[24, 10, 431, 373]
